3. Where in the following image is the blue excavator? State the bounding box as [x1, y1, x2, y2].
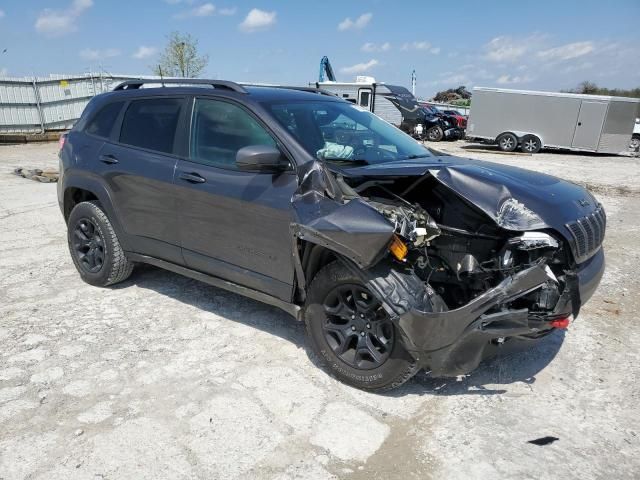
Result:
[318, 56, 336, 82]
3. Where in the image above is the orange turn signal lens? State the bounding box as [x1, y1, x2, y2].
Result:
[389, 235, 408, 261]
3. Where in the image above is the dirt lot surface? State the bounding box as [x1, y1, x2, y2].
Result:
[1, 141, 639, 479]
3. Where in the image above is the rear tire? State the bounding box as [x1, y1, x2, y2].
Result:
[304, 261, 419, 391]
[496, 132, 518, 152]
[521, 134, 542, 154]
[67, 201, 133, 287]
[630, 134, 640, 151]
[426, 125, 444, 142]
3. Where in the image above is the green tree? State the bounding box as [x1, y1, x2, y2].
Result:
[563, 81, 640, 98]
[152, 32, 209, 78]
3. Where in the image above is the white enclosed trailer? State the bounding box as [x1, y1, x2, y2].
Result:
[467, 87, 640, 154]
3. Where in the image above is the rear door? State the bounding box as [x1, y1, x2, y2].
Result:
[96, 96, 187, 264]
[572, 101, 608, 151]
[358, 88, 373, 111]
[174, 97, 298, 301]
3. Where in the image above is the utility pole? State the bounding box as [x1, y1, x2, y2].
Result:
[411, 70, 416, 96]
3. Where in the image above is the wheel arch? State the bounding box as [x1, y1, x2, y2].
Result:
[508, 131, 545, 147]
[61, 174, 131, 251]
[297, 241, 339, 298]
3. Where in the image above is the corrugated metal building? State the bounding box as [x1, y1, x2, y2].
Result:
[0, 73, 149, 134]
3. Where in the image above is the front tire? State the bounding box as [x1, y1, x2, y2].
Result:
[67, 201, 133, 287]
[426, 125, 444, 142]
[304, 261, 419, 391]
[630, 134, 640, 151]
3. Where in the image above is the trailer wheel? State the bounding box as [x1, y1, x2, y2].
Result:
[521, 134, 542, 154]
[426, 126, 444, 142]
[496, 132, 518, 152]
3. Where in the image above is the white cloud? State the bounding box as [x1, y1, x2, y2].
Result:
[537, 41, 595, 62]
[79, 48, 120, 61]
[132, 46, 158, 59]
[496, 74, 533, 85]
[429, 73, 470, 86]
[338, 12, 372, 31]
[361, 42, 390, 53]
[0, 9, 5, 19]
[401, 41, 430, 51]
[239, 8, 276, 32]
[401, 41, 440, 55]
[340, 59, 379, 75]
[174, 2, 215, 19]
[0, 68, 7, 77]
[562, 61, 594, 74]
[35, 0, 93, 37]
[484, 36, 529, 62]
[219, 7, 237, 16]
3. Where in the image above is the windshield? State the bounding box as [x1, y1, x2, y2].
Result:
[264, 100, 432, 165]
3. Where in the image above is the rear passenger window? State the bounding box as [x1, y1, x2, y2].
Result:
[190, 99, 276, 169]
[119, 98, 183, 154]
[85, 102, 124, 138]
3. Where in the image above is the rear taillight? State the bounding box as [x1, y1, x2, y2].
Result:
[58, 133, 67, 153]
[550, 317, 570, 329]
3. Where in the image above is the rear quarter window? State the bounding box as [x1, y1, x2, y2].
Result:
[119, 98, 183, 154]
[85, 101, 124, 138]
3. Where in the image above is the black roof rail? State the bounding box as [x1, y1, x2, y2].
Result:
[113, 78, 248, 94]
[240, 84, 339, 98]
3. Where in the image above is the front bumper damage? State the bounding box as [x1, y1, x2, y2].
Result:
[292, 159, 606, 377]
[443, 127, 464, 140]
[345, 248, 604, 377]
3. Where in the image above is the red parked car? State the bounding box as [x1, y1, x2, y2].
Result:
[441, 109, 468, 129]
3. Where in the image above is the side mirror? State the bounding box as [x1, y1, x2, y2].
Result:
[236, 145, 289, 172]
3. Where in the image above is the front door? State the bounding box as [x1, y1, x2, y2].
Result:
[572, 101, 608, 151]
[175, 97, 298, 301]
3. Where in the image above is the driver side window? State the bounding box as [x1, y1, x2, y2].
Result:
[190, 98, 276, 169]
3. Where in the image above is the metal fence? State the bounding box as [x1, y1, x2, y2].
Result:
[0, 73, 144, 134]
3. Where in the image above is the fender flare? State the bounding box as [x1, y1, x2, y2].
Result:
[60, 171, 131, 251]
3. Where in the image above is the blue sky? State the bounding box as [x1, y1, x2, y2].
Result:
[1, 0, 639, 98]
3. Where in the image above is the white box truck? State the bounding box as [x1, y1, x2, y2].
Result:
[467, 87, 640, 154]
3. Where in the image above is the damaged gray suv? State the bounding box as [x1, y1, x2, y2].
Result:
[58, 79, 605, 391]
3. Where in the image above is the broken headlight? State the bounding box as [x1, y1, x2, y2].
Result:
[508, 231, 559, 250]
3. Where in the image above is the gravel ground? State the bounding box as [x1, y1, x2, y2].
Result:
[1, 141, 639, 479]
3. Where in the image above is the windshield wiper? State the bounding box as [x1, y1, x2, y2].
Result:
[403, 153, 432, 160]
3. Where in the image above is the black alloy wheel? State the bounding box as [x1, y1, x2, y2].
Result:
[322, 283, 394, 370]
[72, 217, 105, 273]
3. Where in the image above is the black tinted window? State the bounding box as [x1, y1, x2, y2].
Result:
[119, 98, 182, 154]
[85, 102, 123, 138]
[190, 99, 276, 169]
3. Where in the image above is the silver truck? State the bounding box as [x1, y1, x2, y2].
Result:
[467, 87, 640, 154]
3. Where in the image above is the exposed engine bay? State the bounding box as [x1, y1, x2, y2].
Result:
[339, 173, 570, 317]
[292, 155, 604, 376]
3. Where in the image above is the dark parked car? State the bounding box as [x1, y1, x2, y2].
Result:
[58, 79, 606, 391]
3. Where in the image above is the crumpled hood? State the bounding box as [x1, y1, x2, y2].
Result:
[338, 156, 599, 232]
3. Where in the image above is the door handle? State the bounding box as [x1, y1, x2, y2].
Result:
[99, 154, 119, 164]
[179, 172, 206, 184]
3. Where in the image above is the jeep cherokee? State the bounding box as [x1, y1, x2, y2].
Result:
[58, 79, 605, 391]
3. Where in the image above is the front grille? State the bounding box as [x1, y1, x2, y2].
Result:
[565, 204, 606, 264]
